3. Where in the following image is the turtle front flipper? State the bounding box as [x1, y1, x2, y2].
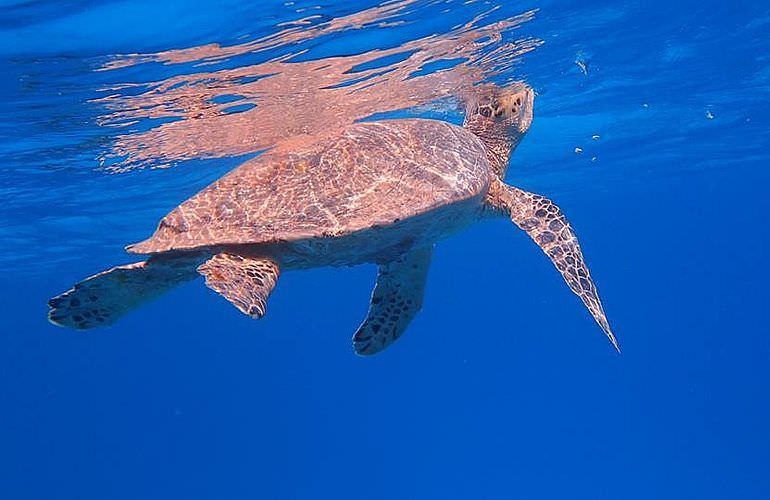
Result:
[486, 179, 619, 351]
[353, 247, 433, 356]
[197, 253, 280, 318]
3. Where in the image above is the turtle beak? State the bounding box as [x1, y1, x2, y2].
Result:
[498, 83, 534, 134]
[516, 86, 535, 134]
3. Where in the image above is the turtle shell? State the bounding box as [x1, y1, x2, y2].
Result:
[127, 119, 491, 255]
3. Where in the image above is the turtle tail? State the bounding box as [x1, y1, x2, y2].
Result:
[47, 255, 200, 329]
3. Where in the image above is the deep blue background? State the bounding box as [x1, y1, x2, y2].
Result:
[2, 1, 769, 498]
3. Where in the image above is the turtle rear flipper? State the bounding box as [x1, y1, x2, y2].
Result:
[197, 253, 280, 318]
[48, 257, 199, 329]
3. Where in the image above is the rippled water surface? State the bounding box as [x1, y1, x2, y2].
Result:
[2, 1, 770, 499]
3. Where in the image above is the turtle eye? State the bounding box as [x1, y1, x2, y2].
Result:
[479, 106, 492, 118]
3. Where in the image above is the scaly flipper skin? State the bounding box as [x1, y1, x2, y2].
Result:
[486, 179, 619, 351]
[48, 257, 199, 329]
[197, 253, 280, 318]
[353, 247, 433, 355]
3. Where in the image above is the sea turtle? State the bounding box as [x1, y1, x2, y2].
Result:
[48, 83, 619, 354]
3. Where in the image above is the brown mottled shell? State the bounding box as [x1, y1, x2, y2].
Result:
[127, 119, 491, 254]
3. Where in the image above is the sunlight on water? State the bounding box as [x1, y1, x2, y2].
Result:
[93, 1, 540, 172]
[1, 0, 767, 276]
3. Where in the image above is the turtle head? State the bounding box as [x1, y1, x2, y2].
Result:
[463, 83, 534, 178]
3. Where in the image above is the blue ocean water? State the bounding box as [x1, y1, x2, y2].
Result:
[2, 1, 769, 498]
